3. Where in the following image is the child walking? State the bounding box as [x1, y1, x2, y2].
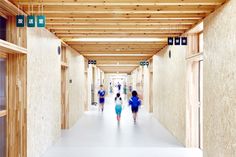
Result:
[98, 85, 106, 112]
[115, 93, 123, 122]
[129, 90, 141, 123]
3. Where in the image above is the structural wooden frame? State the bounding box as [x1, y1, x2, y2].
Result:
[9, 0, 226, 73]
[61, 45, 69, 129]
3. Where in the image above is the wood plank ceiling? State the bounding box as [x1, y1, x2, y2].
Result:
[11, 0, 225, 73]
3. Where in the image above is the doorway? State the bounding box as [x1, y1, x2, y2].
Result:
[61, 67, 69, 129]
[186, 56, 203, 149]
[0, 53, 7, 157]
[149, 72, 153, 113]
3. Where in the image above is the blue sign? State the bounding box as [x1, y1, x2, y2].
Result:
[16, 15, 25, 27]
[37, 15, 46, 28]
[27, 15, 35, 27]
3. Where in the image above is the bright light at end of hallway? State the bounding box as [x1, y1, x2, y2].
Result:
[63, 38, 166, 42]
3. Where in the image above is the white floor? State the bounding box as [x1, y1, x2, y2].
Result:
[42, 94, 202, 157]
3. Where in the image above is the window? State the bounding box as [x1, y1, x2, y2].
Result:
[0, 17, 7, 40]
[199, 33, 204, 53]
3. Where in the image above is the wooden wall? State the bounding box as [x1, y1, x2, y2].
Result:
[6, 16, 27, 48]
[0, 10, 28, 157]
[7, 54, 27, 157]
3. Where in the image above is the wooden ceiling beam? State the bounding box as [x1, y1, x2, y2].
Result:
[46, 25, 191, 30]
[69, 39, 167, 44]
[27, 10, 211, 14]
[51, 30, 184, 34]
[47, 17, 203, 20]
[13, 0, 225, 6]
[46, 19, 199, 24]
[47, 22, 194, 26]
[43, 13, 206, 19]
[79, 51, 158, 54]
[56, 34, 180, 38]
[23, 6, 215, 13]
[0, 0, 26, 16]
[73, 48, 160, 52]
[66, 39, 167, 44]
[86, 56, 150, 60]
[83, 54, 153, 57]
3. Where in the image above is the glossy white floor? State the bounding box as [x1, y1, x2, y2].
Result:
[42, 93, 202, 157]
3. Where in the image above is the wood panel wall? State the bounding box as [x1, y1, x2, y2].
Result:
[6, 16, 27, 48]
[7, 53, 27, 157]
[61, 45, 69, 129]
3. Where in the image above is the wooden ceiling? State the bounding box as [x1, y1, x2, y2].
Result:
[11, 0, 225, 73]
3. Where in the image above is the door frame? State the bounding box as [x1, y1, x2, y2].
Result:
[186, 53, 203, 149]
[0, 52, 8, 157]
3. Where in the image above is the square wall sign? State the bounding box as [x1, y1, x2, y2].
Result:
[181, 37, 188, 45]
[37, 15, 46, 27]
[168, 37, 174, 45]
[16, 15, 25, 27]
[27, 15, 35, 27]
[175, 37, 181, 45]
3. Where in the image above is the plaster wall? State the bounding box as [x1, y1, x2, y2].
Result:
[27, 28, 61, 157]
[203, 1, 236, 156]
[153, 46, 187, 145]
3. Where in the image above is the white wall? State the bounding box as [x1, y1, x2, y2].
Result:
[27, 28, 61, 157]
[203, 1, 236, 156]
[153, 46, 187, 145]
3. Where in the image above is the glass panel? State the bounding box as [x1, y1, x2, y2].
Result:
[0, 116, 6, 157]
[0, 58, 6, 111]
[0, 17, 7, 41]
[199, 33, 204, 53]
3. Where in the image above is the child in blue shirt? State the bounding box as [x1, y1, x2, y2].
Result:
[98, 85, 106, 112]
[129, 90, 141, 123]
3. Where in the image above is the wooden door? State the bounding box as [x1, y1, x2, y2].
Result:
[61, 67, 68, 129]
[186, 58, 203, 149]
[149, 72, 153, 113]
[0, 53, 7, 157]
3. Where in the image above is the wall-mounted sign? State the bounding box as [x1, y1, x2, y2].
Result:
[175, 37, 181, 45]
[88, 60, 96, 65]
[37, 15, 46, 28]
[181, 37, 188, 46]
[27, 15, 35, 27]
[16, 15, 25, 27]
[167, 36, 188, 46]
[168, 37, 174, 45]
[140, 61, 149, 66]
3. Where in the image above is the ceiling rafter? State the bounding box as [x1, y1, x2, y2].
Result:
[10, 0, 226, 73]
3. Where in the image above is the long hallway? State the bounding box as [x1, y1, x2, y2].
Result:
[42, 94, 202, 157]
[1, 1, 236, 157]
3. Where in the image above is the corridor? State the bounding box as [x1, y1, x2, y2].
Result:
[1, 0, 236, 157]
[42, 94, 202, 157]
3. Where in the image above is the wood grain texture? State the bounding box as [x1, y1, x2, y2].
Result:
[9, 0, 225, 73]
